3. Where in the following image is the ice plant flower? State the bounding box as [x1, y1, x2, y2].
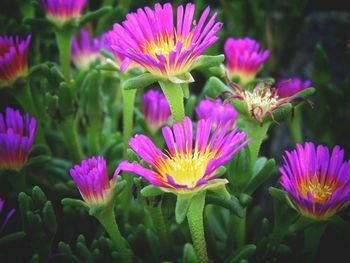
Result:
[143, 89, 171, 133]
[276, 78, 312, 98]
[115, 117, 250, 193]
[0, 35, 31, 86]
[41, 0, 87, 25]
[228, 82, 295, 123]
[108, 2, 223, 80]
[70, 156, 116, 207]
[0, 108, 36, 171]
[72, 28, 102, 70]
[0, 198, 15, 234]
[224, 37, 269, 84]
[196, 98, 238, 130]
[280, 142, 350, 219]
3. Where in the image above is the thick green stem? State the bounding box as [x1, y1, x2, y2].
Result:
[159, 80, 185, 123]
[59, 118, 84, 163]
[243, 121, 271, 167]
[187, 192, 208, 263]
[122, 88, 136, 157]
[95, 207, 132, 263]
[55, 29, 74, 82]
[87, 125, 100, 156]
[304, 223, 327, 263]
[288, 107, 303, 143]
[233, 208, 246, 248]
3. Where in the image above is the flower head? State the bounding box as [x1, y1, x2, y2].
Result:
[196, 98, 238, 130]
[0, 35, 31, 86]
[224, 37, 269, 84]
[0, 108, 36, 171]
[143, 89, 171, 133]
[70, 156, 115, 206]
[276, 78, 312, 98]
[108, 2, 222, 79]
[41, 0, 87, 25]
[72, 28, 102, 70]
[280, 142, 350, 219]
[0, 199, 15, 234]
[115, 117, 250, 193]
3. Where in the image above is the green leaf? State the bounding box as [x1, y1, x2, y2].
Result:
[58, 82, 76, 118]
[79, 6, 112, 27]
[208, 186, 231, 200]
[200, 76, 231, 98]
[226, 244, 256, 263]
[190, 55, 225, 71]
[268, 187, 288, 202]
[206, 194, 244, 218]
[291, 87, 316, 100]
[140, 185, 164, 197]
[183, 243, 199, 263]
[239, 193, 252, 207]
[100, 49, 115, 60]
[61, 198, 89, 210]
[169, 72, 194, 84]
[43, 201, 57, 236]
[123, 73, 160, 90]
[0, 232, 26, 248]
[181, 83, 190, 99]
[264, 103, 292, 123]
[175, 194, 194, 224]
[32, 186, 47, 208]
[245, 159, 276, 195]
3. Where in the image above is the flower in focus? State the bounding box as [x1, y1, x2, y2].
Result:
[0, 108, 36, 171]
[0, 35, 31, 86]
[41, 0, 87, 25]
[70, 156, 116, 207]
[224, 37, 269, 84]
[108, 2, 223, 80]
[72, 28, 102, 70]
[0, 198, 15, 234]
[228, 82, 294, 123]
[115, 117, 250, 193]
[276, 78, 312, 98]
[196, 98, 238, 130]
[280, 142, 350, 219]
[143, 89, 171, 134]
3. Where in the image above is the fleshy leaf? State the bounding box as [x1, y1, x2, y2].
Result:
[175, 193, 194, 224]
[140, 185, 164, 197]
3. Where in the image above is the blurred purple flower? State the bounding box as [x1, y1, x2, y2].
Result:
[276, 78, 312, 98]
[0, 198, 16, 233]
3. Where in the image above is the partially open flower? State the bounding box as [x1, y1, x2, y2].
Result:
[70, 156, 116, 207]
[276, 78, 312, 98]
[72, 28, 102, 70]
[224, 37, 269, 84]
[0, 35, 31, 86]
[0, 198, 15, 234]
[143, 89, 171, 134]
[107, 2, 222, 81]
[115, 117, 250, 194]
[196, 98, 238, 130]
[41, 0, 87, 25]
[0, 108, 36, 171]
[280, 142, 350, 220]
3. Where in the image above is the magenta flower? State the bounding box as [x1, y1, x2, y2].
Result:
[196, 98, 238, 130]
[0, 108, 36, 171]
[143, 89, 171, 133]
[72, 28, 102, 70]
[70, 156, 116, 206]
[224, 37, 269, 84]
[280, 142, 350, 219]
[115, 117, 250, 193]
[41, 0, 87, 25]
[108, 2, 222, 79]
[0, 35, 31, 86]
[0, 198, 15, 233]
[276, 78, 312, 98]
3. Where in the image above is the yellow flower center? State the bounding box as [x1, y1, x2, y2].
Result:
[300, 177, 336, 203]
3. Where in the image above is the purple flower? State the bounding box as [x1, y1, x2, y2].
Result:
[0, 35, 31, 86]
[41, 0, 87, 25]
[0, 199, 16, 234]
[276, 78, 312, 98]
[280, 142, 350, 219]
[224, 37, 269, 84]
[143, 89, 171, 134]
[196, 98, 238, 130]
[70, 156, 116, 206]
[115, 117, 250, 193]
[107, 2, 223, 78]
[0, 108, 36, 171]
[72, 28, 102, 70]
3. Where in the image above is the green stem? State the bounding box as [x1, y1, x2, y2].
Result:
[95, 206, 132, 263]
[87, 125, 100, 156]
[122, 88, 136, 157]
[187, 192, 208, 263]
[288, 107, 303, 143]
[233, 208, 246, 248]
[159, 80, 185, 123]
[304, 223, 327, 263]
[243, 120, 271, 167]
[59, 118, 84, 163]
[55, 28, 74, 82]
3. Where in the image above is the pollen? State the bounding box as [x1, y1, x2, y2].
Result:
[300, 177, 335, 204]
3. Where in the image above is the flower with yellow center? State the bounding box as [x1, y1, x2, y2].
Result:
[114, 117, 250, 193]
[280, 142, 350, 219]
